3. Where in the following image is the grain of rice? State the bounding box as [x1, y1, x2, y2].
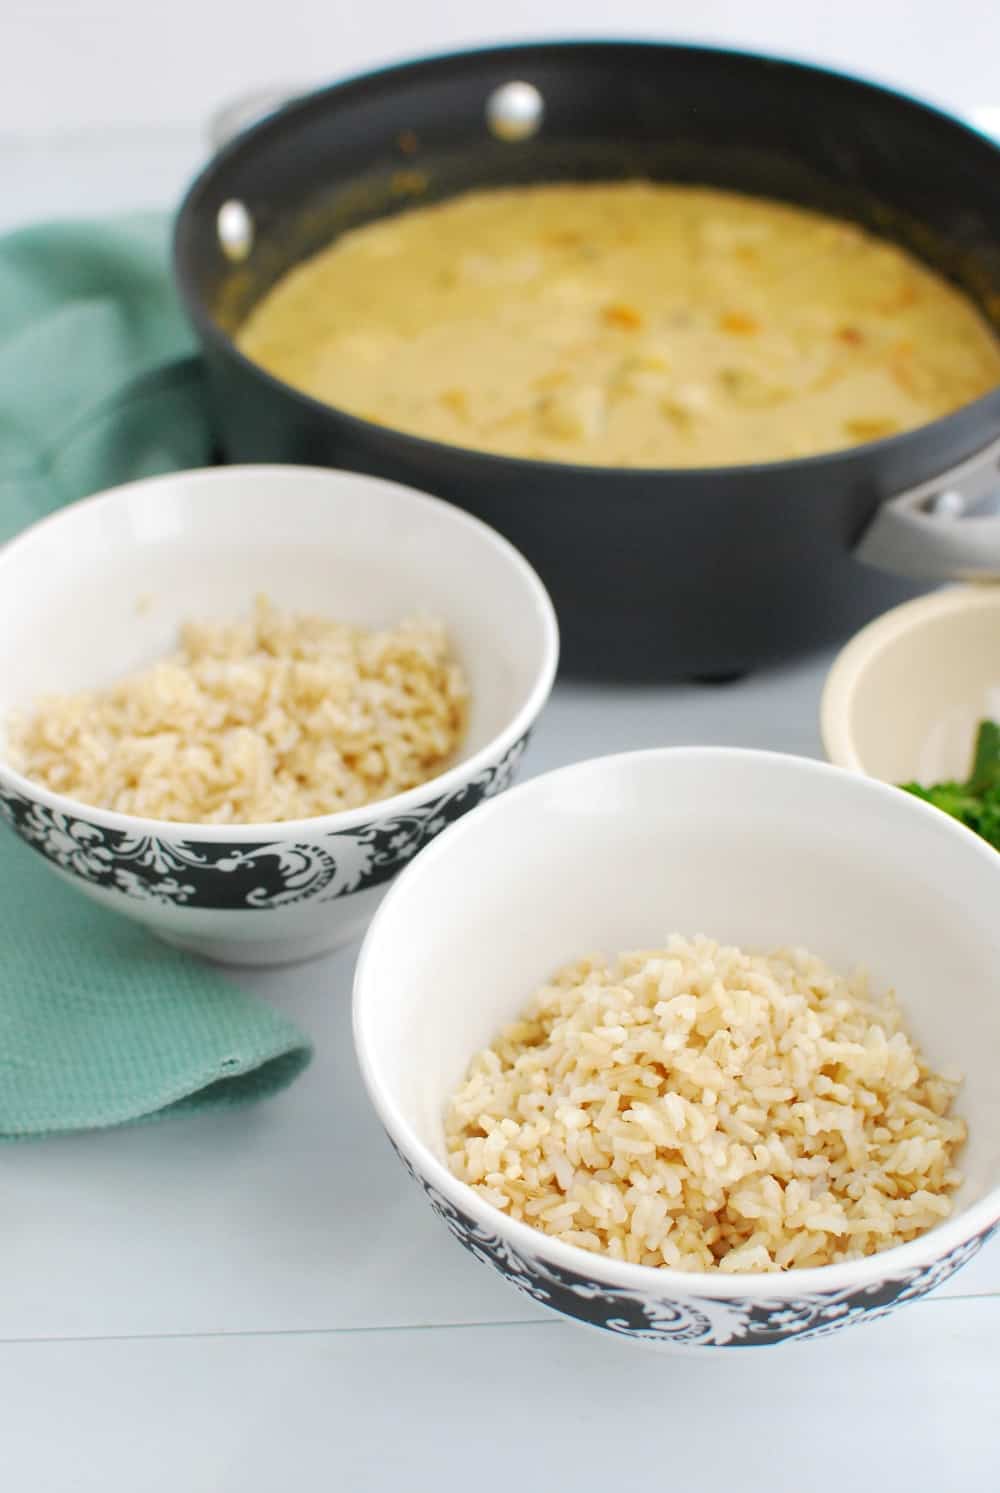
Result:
[445, 935, 966, 1273]
[9, 596, 467, 824]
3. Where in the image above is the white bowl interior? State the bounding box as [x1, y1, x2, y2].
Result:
[0, 466, 552, 780]
[357, 750, 1000, 1215]
[830, 591, 1000, 783]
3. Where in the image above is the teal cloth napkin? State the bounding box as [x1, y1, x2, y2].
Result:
[0, 835, 312, 1138]
[0, 213, 213, 542]
[0, 214, 312, 1136]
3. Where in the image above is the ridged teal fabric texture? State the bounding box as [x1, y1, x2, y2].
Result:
[0, 213, 212, 541]
[0, 216, 312, 1136]
[0, 836, 312, 1137]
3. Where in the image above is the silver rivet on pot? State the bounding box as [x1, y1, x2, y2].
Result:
[929, 489, 967, 517]
[486, 81, 544, 142]
[217, 200, 254, 262]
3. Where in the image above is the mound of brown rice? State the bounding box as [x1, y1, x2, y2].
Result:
[10, 596, 467, 824]
[446, 935, 966, 1273]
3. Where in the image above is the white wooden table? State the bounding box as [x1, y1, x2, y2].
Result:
[1, 128, 998, 1493]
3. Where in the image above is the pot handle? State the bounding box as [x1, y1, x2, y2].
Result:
[856, 431, 1000, 581]
[207, 87, 304, 151]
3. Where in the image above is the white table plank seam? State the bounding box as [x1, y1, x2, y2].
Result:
[0, 1283, 996, 1349]
[0, 1316, 553, 1348]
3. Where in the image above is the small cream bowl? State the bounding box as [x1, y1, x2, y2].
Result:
[821, 585, 1000, 784]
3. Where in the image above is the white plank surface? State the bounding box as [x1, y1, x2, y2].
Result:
[1, 1300, 998, 1493]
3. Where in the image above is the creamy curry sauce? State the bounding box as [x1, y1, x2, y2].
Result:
[237, 182, 1000, 467]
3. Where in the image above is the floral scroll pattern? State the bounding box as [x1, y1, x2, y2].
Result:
[0, 734, 529, 910]
[390, 1142, 994, 1348]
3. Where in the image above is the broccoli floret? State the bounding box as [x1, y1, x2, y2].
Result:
[899, 720, 1000, 851]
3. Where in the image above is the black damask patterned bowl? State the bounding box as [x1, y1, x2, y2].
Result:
[0, 466, 558, 965]
[354, 748, 1000, 1350]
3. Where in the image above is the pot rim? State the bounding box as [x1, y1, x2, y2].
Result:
[173, 36, 1000, 487]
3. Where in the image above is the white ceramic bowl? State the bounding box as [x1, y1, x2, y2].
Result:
[0, 466, 558, 965]
[354, 747, 1000, 1351]
[821, 585, 1000, 783]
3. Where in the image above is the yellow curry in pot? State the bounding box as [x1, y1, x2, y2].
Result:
[237, 182, 1000, 468]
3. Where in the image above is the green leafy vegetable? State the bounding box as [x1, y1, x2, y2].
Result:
[900, 718, 1000, 851]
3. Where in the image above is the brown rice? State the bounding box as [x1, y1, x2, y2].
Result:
[446, 935, 966, 1273]
[10, 596, 468, 824]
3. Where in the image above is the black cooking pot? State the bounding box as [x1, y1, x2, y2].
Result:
[173, 41, 1000, 680]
